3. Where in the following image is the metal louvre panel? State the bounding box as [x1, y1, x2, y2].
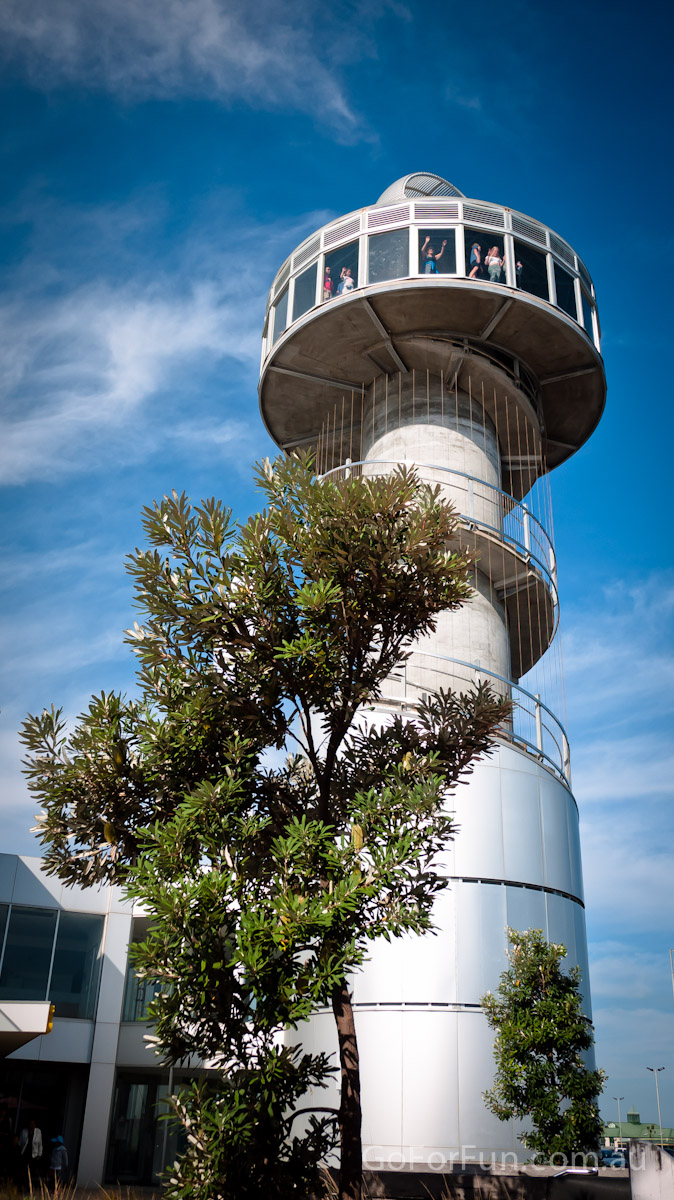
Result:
[292, 235, 320, 272]
[549, 233, 575, 269]
[511, 214, 547, 246]
[367, 204, 410, 230]
[323, 215, 362, 248]
[274, 260, 291, 295]
[577, 257, 593, 294]
[462, 204, 505, 229]
[413, 201, 460, 221]
[404, 172, 463, 198]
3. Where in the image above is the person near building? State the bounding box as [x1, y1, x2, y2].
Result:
[49, 1135, 69, 1191]
[19, 1118, 43, 1181]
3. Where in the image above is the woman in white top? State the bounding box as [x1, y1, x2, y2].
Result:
[485, 245, 504, 283]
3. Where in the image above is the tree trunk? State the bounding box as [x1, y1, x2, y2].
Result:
[331, 979, 362, 1200]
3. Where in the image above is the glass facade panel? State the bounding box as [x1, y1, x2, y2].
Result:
[49, 912, 104, 1019]
[324, 240, 359, 299]
[466, 229, 506, 284]
[514, 239, 549, 300]
[581, 290, 594, 338]
[0, 904, 7, 956]
[272, 287, 288, 343]
[0, 907, 58, 1001]
[368, 228, 409, 284]
[418, 228, 456, 275]
[554, 262, 577, 319]
[292, 262, 317, 321]
[106, 1073, 188, 1185]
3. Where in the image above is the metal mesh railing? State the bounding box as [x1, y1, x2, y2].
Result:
[380, 651, 571, 787]
[321, 459, 557, 596]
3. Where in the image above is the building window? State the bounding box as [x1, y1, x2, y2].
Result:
[418, 228, 456, 275]
[367, 228, 409, 284]
[324, 240, 359, 300]
[554, 262, 577, 320]
[49, 912, 104, 1020]
[513, 239, 549, 300]
[0, 905, 104, 1017]
[0, 907, 58, 1002]
[292, 262, 318, 322]
[465, 230, 506, 284]
[272, 287, 289, 344]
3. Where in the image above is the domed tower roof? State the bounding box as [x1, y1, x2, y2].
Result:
[375, 172, 465, 206]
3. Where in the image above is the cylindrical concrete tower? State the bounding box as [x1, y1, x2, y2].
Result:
[258, 172, 605, 1169]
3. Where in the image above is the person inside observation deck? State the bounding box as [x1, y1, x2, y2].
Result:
[469, 242, 483, 278]
[420, 235, 448, 273]
[485, 245, 504, 283]
[338, 266, 355, 293]
[323, 265, 334, 300]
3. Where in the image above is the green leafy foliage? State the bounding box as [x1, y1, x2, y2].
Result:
[481, 928, 606, 1163]
[22, 455, 510, 1199]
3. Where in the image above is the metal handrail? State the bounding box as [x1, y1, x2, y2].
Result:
[378, 650, 571, 788]
[321, 459, 557, 593]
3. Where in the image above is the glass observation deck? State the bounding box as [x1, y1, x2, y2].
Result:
[262, 197, 598, 360]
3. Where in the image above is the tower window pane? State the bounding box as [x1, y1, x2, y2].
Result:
[465, 229, 506, 284]
[368, 228, 409, 284]
[554, 262, 577, 320]
[514, 240, 549, 300]
[324, 241, 359, 299]
[272, 288, 288, 344]
[0, 906, 58, 1001]
[418, 229, 456, 275]
[292, 263, 318, 322]
[49, 912, 104, 1019]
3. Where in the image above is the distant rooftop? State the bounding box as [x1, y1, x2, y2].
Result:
[375, 172, 465, 206]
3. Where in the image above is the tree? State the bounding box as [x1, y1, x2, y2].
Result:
[22, 455, 510, 1200]
[481, 928, 606, 1164]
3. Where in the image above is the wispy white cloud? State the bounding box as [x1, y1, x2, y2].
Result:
[0, 0, 373, 136]
[0, 279, 258, 484]
[0, 199, 329, 485]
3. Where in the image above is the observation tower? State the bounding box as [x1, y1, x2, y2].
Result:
[258, 172, 605, 1167]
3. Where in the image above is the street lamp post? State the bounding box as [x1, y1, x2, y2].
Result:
[613, 1096, 624, 1144]
[646, 1067, 665, 1148]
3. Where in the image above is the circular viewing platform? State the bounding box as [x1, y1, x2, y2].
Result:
[259, 196, 606, 472]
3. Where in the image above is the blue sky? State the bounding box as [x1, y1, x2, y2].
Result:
[0, 0, 672, 1127]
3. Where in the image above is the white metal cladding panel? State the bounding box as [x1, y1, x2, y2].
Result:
[323, 215, 362, 247]
[505, 883, 547, 936]
[414, 201, 460, 222]
[511, 213, 547, 246]
[367, 204, 410, 230]
[292, 234, 320, 272]
[455, 881, 508, 1002]
[462, 203, 506, 229]
[545, 891, 578, 968]
[540, 780, 574, 894]
[456, 1014, 512, 1150]
[356, 1010, 404, 1147]
[451, 764, 505, 879]
[500, 768, 545, 885]
[273, 260, 290, 295]
[573, 903, 593, 1013]
[401, 1011, 459, 1150]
